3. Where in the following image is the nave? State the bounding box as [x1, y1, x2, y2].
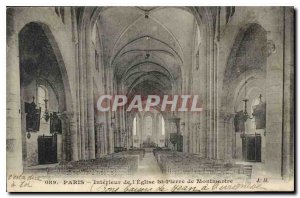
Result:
[135, 151, 162, 177]
[24, 147, 252, 182]
[6, 6, 294, 182]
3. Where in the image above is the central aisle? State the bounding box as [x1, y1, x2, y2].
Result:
[135, 152, 163, 177]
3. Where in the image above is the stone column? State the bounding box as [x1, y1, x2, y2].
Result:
[157, 115, 160, 145]
[126, 115, 132, 148]
[85, 23, 96, 159]
[190, 122, 195, 153]
[57, 111, 78, 162]
[139, 115, 144, 147]
[282, 7, 294, 180]
[206, 25, 215, 159]
[71, 7, 81, 161]
[7, 12, 23, 174]
[264, 8, 284, 177]
[95, 123, 101, 158]
[223, 114, 234, 160]
[78, 25, 86, 160]
[107, 111, 113, 154]
[97, 123, 105, 156]
[187, 115, 192, 153]
[152, 114, 156, 145]
[58, 112, 69, 161]
[199, 109, 207, 158]
[216, 118, 226, 160]
[195, 122, 201, 154]
[182, 116, 188, 152]
[164, 118, 170, 148]
[193, 123, 198, 153]
[69, 112, 78, 161]
[216, 109, 226, 160]
[166, 117, 180, 151]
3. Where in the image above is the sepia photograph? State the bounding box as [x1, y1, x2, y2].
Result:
[5, 5, 295, 192]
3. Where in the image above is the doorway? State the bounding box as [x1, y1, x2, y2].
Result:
[242, 134, 261, 162]
[38, 135, 58, 164]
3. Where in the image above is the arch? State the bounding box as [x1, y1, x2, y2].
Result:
[222, 69, 265, 115]
[76, 7, 213, 112]
[35, 78, 60, 107]
[16, 16, 74, 113]
[221, 23, 267, 115]
[76, 6, 215, 153]
[111, 35, 184, 67]
[126, 73, 173, 95]
[16, 18, 75, 165]
[223, 23, 267, 85]
[218, 23, 268, 164]
[36, 85, 48, 112]
[19, 22, 72, 112]
[87, 6, 212, 63]
[124, 70, 171, 85]
[87, 6, 212, 36]
[122, 61, 175, 81]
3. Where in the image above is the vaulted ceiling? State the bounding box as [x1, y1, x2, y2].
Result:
[224, 24, 267, 84]
[19, 22, 66, 110]
[96, 7, 198, 98]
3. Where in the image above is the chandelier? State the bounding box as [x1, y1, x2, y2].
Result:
[41, 98, 58, 122]
[241, 53, 253, 122]
[42, 99, 50, 122]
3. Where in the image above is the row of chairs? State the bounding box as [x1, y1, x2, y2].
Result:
[153, 149, 252, 179]
[48, 149, 146, 176]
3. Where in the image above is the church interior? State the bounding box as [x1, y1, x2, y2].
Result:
[6, 7, 294, 181]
